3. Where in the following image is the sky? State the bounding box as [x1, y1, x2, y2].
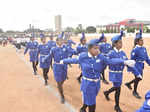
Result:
[0, 0, 150, 31]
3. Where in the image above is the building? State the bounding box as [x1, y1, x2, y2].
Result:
[55, 15, 62, 32]
[96, 19, 150, 33]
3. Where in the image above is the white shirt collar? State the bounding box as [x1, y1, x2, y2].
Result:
[101, 42, 106, 44]
[136, 45, 142, 48]
[88, 52, 97, 58]
[114, 47, 122, 53]
[57, 44, 63, 48]
[80, 44, 86, 47]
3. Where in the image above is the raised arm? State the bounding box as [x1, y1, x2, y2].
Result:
[103, 56, 125, 65]
[62, 57, 79, 64]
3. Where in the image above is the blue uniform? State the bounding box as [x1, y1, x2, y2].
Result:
[76, 44, 88, 55]
[38, 43, 51, 68]
[64, 44, 77, 58]
[67, 39, 76, 47]
[63, 52, 125, 105]
[49, 45, 74, 82]
[128, 45, 150, 75]
[108, 48, 140, 87]
[47, 40, 56, 49]
[24, 41, 39, 62]
[99, 42, 112, 71]
[99, 42, 112, 56]
[136, 91, 150, 112]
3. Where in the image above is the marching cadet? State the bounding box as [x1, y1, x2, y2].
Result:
[37, 34, 51, 85]
[47, 33, 56, 49]
[64, 32, 76, 48]
[98, 33, 112, 84]
[24, 34, 39, 75]
[61, 38, 136, 112]
[125, 29, 150, 99]
[47, 33, 56, 68]
[76, 32, 88, 83]
[44, 32, 75, 104]
[136, 90, 150, 112]
[103, 31, 141, 112]
[16, 38, 21, 52]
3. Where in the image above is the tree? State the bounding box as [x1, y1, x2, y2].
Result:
[86, 26, 96, 33]
[65, 27, 74, 32]
[74, 26, 85, 34]
[6, 30, 15, 33]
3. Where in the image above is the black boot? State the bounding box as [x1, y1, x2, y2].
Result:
[125, 83, 132, 90]
[80, 108, 86, 112]
[80, 104, 87, 112]
[114, 105, 122, 112]
[45, 80, 48, 86]
[133, 91, 141, 99]
[77, 73, 82, 84]
[103, 91, 110, 101]
[34, 71, 37, 75]
[61, 96, 65, 104]
[102, 79, 109, 85]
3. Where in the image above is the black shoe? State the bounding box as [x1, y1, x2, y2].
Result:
[103, 91, 110, 101]
[61, 96, 65, 104]
[69, 64, 72, 67]
[114, 105, 122, 112]
[45, 80, 48, 86]
[80, 108, 86, 112]
[133, 91, 141, 99]
[125, 83, 132, 90]
[35, 67, 37, 71]
[103, 80, 109, 85]
[34, 72, 37, 75]
[77, 77, 81, 84]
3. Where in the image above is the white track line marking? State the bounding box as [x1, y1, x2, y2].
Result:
[16, 52, 77, 112]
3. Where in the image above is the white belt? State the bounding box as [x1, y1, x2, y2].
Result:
[109, 70, 123, 73]
[82, 76, 100, 82]
[137, 61, 144, 63]
[40, 54, 48, 56]
[30, 49, 38, 51]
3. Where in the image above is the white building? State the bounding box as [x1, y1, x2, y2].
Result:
[55, 15, 62, 32]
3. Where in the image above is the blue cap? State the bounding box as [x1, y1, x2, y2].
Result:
[40, 33, 45, 38]
[57, 32, 64, 39]
[99, 33, 105, 42]
[80, 32, 86, 42]
[111, 30, 124, 43]
[88, 39, 100, 46]
[145, 90, 150, 100]
[135, 29, 142, 39]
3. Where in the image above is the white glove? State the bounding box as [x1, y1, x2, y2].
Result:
[124, 60, 136, 67]
[137, 75, 142, 79]
[59, 60, 64, 64]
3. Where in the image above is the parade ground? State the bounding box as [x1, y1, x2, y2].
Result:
[0, 35, 150, 112]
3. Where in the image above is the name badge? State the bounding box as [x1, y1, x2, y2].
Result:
[63, 48, 66, 51]
[96, 59, 100, 63]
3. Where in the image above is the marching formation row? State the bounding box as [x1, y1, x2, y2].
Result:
[12, 31, 150, 112]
